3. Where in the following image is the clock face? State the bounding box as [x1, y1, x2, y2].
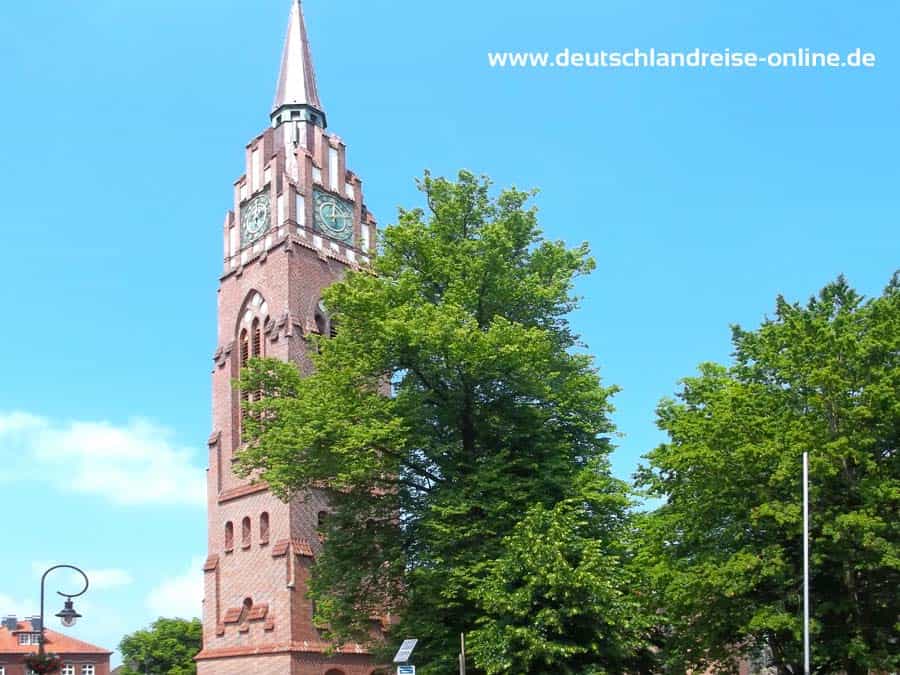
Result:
[240, 192, 270, 246]
[313, 190, 354, 244]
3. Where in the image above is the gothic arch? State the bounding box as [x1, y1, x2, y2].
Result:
[236, 290, 270, 340]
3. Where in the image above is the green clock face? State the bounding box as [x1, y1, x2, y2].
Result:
[313, 190, 354, 244]
[241, 192, 270, 246]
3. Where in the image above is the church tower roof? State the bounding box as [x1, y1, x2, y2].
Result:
[271, 0, 326, 128]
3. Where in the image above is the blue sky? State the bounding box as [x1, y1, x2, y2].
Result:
[0, 0, 897, 664]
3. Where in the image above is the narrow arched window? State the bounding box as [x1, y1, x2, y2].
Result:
[259, 512, 270, 545]
[242, 516, 251, 549]
[315, 312, 327, 336]
[224, 522, 234, 552]
[251, 318, 262, 357]
[317, 510, 329, 543]
[239, 597, 253, 623]
[239, 329, 250, 367]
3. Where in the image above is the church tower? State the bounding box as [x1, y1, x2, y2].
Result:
[196, 3, 378, 673]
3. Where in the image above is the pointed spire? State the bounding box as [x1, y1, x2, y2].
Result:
[271, 0, 326, 128]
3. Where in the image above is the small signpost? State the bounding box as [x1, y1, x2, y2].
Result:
[393, 638, 418, 675]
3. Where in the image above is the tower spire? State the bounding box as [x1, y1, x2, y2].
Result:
[271, 0, 326, 128]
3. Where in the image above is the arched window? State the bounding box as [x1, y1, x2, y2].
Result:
[315, 311, 328, 336]
[251, 318, 262, 357]
[242, 516, 251, 549]
[259, 512, 270, 545]
[224, 522, 234, 552]
[239, 329, 250, 368]
[239, 597, 253, 623]
[237, 292, 269, 443]
[317, 510, 329, 543]
[324, 670, 346, 675]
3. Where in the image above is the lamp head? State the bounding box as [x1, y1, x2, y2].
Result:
[55, 600, 81, 628]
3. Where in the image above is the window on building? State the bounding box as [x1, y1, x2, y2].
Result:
[251, 318, 262, 358]
[239, 597, 253, 623]
[314, 311, 327, 336]
[242, 516, 252, 548]
[81, 665, 95, 675]
[61, 665, 75, 675]
[18, 633, 40, 646]
[317, 510, 329, 543]
[225, 521, 234, 551]
[239, 328, 250, 367]
[259, 512, 270, 545]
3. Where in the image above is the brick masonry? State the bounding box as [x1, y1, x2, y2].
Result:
[196, 93, 381, 675]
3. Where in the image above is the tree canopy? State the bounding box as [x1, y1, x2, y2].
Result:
[637, 274, 899, 675]
[118, 618, 202, 675]
[237, 171, 646, 673]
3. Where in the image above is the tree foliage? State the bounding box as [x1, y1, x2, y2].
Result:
[237, 171, 643, 673]
[469, 463, 657, 674]
[118, 618, 202, 675]
[637, 274, 900, 675]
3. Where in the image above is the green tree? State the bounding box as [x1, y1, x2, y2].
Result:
[238, 171, 638, 673]
[637, 275, 900, 674]
[118, 618, 202, 675]
[469, 462, 658, 675]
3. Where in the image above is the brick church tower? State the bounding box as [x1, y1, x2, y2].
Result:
[195, 2, 378, 673]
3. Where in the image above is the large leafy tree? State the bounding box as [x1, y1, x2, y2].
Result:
[118, 618, 202, 675]
[468, 463, 657, 675]
[637, 275, 899, 674]
[238, 171, 634, 673]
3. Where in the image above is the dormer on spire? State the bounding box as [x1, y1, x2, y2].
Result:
[271, 0, 326, 129]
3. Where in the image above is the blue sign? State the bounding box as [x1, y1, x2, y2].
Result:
[397, 666, 415, 675]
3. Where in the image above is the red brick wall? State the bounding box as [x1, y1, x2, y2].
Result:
[200, 113, 379, 674]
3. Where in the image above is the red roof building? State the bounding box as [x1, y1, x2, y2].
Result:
[0, 617, 111, 675]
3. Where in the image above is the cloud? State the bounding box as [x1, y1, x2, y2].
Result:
[0, 593, 37, 618]
[31, 563, 133, 590]
[146, 557, 204, 620]
[0, 412, 205, 507]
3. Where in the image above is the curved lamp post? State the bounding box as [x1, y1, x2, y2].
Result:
[38, 565, 89, 656]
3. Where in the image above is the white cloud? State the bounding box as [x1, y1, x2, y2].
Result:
[0, 593, 37, 619]
[0, 412, 205, 507]
[146, 557, 204, 620]
[87, 569, 134, 589]
[30, 563, 133, 590]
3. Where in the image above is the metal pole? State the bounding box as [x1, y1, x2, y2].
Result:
[459, 632, 466, 675]
[803, 451, 810, 675]
[37, 565, 89, 657]
[39, 570, 46, 656]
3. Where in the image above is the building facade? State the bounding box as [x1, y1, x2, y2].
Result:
[194, 2, 379, 674]
[0, 617, 111, 675]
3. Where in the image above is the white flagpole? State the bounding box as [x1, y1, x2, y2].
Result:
[803, 451, 810, 675]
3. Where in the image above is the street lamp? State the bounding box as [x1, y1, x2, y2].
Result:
[38, 565, 89, 655]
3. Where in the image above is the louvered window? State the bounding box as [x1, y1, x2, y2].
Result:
[251, 319, 262, 357]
